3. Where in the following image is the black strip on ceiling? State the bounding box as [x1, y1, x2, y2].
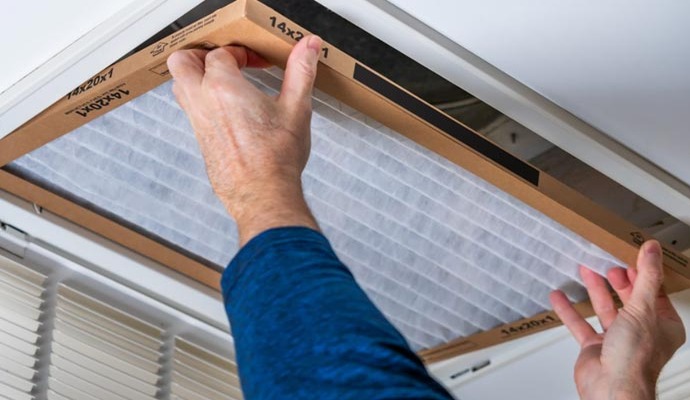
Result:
[125, 0, 470, 105]
[353, 64, 541, 186]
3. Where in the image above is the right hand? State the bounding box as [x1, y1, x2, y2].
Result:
[167, 36, 323, 245]
[550, 240, 686, 400]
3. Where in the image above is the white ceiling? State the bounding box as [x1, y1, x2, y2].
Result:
[0, 0, 203, 139]
[0, 0, 138, 94]
[386, 0, 690, 187]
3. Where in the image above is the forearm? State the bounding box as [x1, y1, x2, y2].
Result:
[172, 34, 450, 400]
[221, 227, 453, 400]
[225, 179, 319, 247]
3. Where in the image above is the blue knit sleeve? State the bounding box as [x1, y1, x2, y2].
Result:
[221, 227, 453, 400]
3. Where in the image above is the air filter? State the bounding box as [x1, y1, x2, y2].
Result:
[8, 68, 623, 351]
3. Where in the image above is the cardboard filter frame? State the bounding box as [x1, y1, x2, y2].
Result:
[1, 0, 688, 364]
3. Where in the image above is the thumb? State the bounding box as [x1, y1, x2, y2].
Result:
[280, 35, 322, 108]
[630, 240, 664, 309]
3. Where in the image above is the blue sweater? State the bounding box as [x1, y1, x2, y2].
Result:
[221, 227, 454, 399]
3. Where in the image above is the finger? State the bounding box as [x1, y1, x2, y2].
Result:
[630, 240, 664, 309]
[607, 267, 633, 305]
[246, 49, 273, 69]
[207, 46, 270, 69]
[204, 46, 248, 77]
[172, 83, 190, 112]
[167, 49, 209, 90]
[202, 46, 268, 105]
[627, 266, 638, 286]
[280, 35, 322, 108]
[550, 290, 598, 346]
[580, 266, 617, 331]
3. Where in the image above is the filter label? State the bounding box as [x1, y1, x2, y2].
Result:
[66, 68, 114, 100]
[268, 15, 330, 59]
[64, 84, 131, 118]
[500, 315, 557, 337]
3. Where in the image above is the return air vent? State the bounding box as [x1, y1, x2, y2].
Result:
[0, 256, 45, 400]
[0, 246, 236, 400]
[171, 338, 242, 400]
[48, 284, 165, 399]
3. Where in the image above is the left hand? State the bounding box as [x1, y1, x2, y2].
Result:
[550, 240, 686, 400]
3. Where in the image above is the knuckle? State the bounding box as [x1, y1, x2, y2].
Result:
[646, 266, 664, 285]
[206, 47, 243, 68]
[224, 47, 248, 67]
[620, 307, 655, 332]
[168, 50, 193, 65]
[166, 52, 184, 73]
[205, 49, 224, 64]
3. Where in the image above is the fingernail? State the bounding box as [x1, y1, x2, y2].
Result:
[645, 240, 661, 256]
[307, 36, 323, 54]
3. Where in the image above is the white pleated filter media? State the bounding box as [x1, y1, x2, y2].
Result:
[8, 68, 625, 351]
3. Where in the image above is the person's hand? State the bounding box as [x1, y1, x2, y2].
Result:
[550, 240, 686, 400]
[167, 36, 324, 245]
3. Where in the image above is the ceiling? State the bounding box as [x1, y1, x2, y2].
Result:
[0, 1, 138, 94]
[385, 0, 690, 188]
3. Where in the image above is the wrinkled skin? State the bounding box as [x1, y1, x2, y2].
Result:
[167, 36, 323, 246]
[551, 241, 685, 400]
